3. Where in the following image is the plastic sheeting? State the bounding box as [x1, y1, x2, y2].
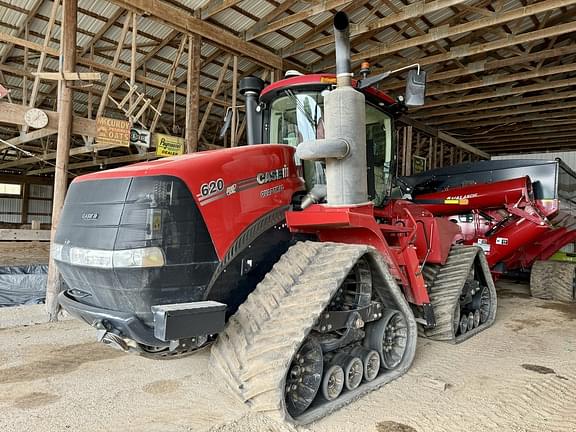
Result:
[0, 265, 48, 307]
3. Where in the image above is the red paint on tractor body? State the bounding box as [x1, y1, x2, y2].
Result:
[75, 145, 304, 260]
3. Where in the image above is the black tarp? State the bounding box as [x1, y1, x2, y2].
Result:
[0, 265, 48, 307]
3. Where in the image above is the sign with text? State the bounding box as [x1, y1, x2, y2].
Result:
[155, 133, 185, 157]
[130, 128, 151, 148]
[96, 117, 130, 148]
[412, 155, 427, 174]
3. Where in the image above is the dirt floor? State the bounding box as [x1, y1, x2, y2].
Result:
[0, 281, 575, 432]
[0, 242, 50, 266]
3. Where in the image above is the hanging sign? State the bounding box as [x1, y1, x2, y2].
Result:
[130, 128, 151, 148]
[412, 155, 427, 174]
[154, 133, 184, 157]
[95, 117, 130, 147]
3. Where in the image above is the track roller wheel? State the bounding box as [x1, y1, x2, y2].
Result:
[321, 365, 345, 401]
[459, 315, 468, 335]
[473, 309, 481, 329]
[351, 346, 380, 382]
[365, 309, 408, 370]
[467, 312, 475, 331]
[333, 353, 363, 391]
[285, 338, 323, 418]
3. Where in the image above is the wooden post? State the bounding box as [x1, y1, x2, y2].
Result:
[45, 0, 76, 321]
[185, 33, 201, 153]
[21, 183, 29, 225]
[230, 55, 238, 147]
[130, 13, 137, 110]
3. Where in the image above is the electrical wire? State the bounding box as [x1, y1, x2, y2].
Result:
[0, 137, 78, 177]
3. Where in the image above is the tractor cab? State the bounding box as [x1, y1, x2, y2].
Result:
[239, 72, 417, 206]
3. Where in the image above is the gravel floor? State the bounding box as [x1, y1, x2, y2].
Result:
[0, 281, 575, 432]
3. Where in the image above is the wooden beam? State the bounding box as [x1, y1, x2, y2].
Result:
[246, 0, 353, 41]
[441, 111, 576, 129]
[0, 0, 44, 64]
[465, 126, 576, 142]
[313, 8, 576, 72]
[80, 8, 125, 56]
[380, 43, 576, 90]
[0, 33, 229, 107]
[428, 101, 576, 125]
[199, 55, 232, 138]
[427, 62, 576, 97]
[185, 34, 201, 153]
[150, 35, 187, 133]
[201, 0, 243, 19]
[415, 90, 576, 119]
[27, 152, 157, 175]
[478, 132, 576, 148]
[0, 129, 57, 151]
[96, 12, 132, 118]
[349, 0, 576, 64]
[110, 0, 283, 69]
[47, 0, 77, 320]
[0, 101, 97, 136]
[418, 77, 576, 109]
[282, 0, 467, 56]
[0, 229, 51, 241]
[398, 115, 489, 158]
[0, 142, 118, 170]
[28, 0, 60, 110]
[32, 72, 101, 81]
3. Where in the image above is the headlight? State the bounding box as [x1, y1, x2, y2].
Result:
[112, 247, 165, 268]
[53, 244, 165, 269]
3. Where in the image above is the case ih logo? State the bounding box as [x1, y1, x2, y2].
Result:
[81, 213, 99, 220]
[256, 166, 289, 185]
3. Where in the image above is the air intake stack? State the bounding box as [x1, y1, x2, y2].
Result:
[296, 12, 368, 206]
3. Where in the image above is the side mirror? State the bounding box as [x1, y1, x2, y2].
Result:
[405, 69, 427, 107]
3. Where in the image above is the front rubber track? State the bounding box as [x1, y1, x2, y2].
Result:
[209, 241, 417, 425]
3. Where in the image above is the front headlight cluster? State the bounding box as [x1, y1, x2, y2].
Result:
[52, 243, 165, 269]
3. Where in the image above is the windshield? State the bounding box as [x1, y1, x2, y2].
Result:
[267, 89, 394, 205]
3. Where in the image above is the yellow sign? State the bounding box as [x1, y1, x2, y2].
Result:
[95, 117, 130, 147]
[155, 133, 184, 157]
[412, 155, 427, 174]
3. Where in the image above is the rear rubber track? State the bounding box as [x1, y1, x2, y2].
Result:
[423, 245, 497, 343]
[210, 241, 417, 425]
[530, 261, 576, 302]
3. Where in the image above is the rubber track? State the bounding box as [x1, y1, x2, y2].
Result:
[423, 245, 497, 344]
[209, 241, 417, 425]
[530, 261, 576, 302]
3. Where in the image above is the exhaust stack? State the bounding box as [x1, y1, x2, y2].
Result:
[296, 12, 368, 206]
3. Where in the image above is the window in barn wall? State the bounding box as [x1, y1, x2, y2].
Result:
[0, 183, 21, 196]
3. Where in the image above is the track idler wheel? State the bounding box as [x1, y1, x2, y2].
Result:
[321, 365, 345, 401]
[285, 338, 324, 418]
[351, 346, 380, 382]
[365, 309, 408, 370]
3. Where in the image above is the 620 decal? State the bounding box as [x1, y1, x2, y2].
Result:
[199, 178, 224, 197]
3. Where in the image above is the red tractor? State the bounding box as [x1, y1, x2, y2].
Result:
[54, 13, 497, 424]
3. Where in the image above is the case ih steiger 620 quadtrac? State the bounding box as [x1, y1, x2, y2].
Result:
[53, 12, 498, 424]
